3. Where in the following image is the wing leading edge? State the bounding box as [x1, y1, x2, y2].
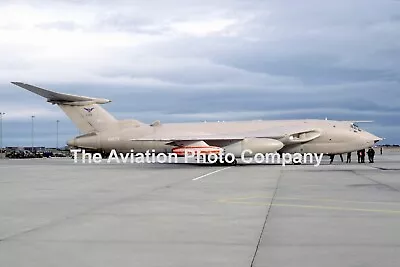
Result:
[131, 125, 321, 145]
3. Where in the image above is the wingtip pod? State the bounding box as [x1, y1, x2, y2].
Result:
[11, 81, 111, 104]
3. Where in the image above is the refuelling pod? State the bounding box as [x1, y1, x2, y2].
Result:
[223, 138, 284, 157]
[279, 130, 321, 145]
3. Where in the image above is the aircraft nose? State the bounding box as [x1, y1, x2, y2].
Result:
[363, 131, 383, 144]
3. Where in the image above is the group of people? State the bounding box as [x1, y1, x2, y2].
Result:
[355, 148, 376, 163]
[329, 147, 376, 164]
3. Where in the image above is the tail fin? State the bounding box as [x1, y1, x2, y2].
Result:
[12, 82, 117, 133]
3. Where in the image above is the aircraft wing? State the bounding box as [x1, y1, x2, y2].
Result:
[131, 125, 321, 143]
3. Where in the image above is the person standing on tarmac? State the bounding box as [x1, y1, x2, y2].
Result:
[329, 154, 335, 164]
[357, 150, 362, 163]
[329, 154, 344, 164]
[346, 152, 352, 163]
[361, 149, 366, 163]
[367, 147, 376, 163]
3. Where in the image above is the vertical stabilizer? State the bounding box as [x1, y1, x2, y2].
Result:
[58, 103, 116, 133]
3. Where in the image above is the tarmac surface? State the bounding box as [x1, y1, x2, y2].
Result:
[0, 152, 400, 267]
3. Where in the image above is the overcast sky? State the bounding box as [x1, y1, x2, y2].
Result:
[0, 0, 399, 147]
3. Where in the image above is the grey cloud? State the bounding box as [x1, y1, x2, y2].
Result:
[95, 14, 167, 34]
[99, 58, 291, 86]
[36, 21, 80, 31]
[391, 14, 400, 21]
[214, 54, 399, 85]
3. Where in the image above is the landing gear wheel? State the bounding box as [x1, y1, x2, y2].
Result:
[205, 155, 237, 166]
[205, 155, 220, 165]
[218, 158, 237, 166]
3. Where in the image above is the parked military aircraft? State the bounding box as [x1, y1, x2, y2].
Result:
[12, 82, 382, 165]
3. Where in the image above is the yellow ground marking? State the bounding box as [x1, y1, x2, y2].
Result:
[217, 200, 400, 214]
[219, 195, 400, 206]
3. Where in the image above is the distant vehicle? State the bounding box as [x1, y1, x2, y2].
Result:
[53, 152, 67, 157]
[13, 82, 382, 165]
[41, 151, 54, 158]
[6, 149, 38, 159]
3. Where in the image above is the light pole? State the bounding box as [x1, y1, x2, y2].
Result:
[31, 115, 35, 153]
[0, 112, 5, 159]
[56, 120, 60, 149]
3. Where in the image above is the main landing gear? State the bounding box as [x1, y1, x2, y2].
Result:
[205, 155, 237, 166]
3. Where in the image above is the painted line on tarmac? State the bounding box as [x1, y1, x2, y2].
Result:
[192, 167, 232, 181]
[220, 195, 400, 206]
[218, 200, 400, 214]
[0, 165, 40, 169]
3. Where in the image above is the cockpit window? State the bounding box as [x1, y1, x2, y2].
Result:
[351, 123, 362, 132]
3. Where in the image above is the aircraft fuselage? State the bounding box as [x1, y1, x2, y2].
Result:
[68, 119, 380, 155]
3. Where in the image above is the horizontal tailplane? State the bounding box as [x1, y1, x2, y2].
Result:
[12, 82, 117, 133]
